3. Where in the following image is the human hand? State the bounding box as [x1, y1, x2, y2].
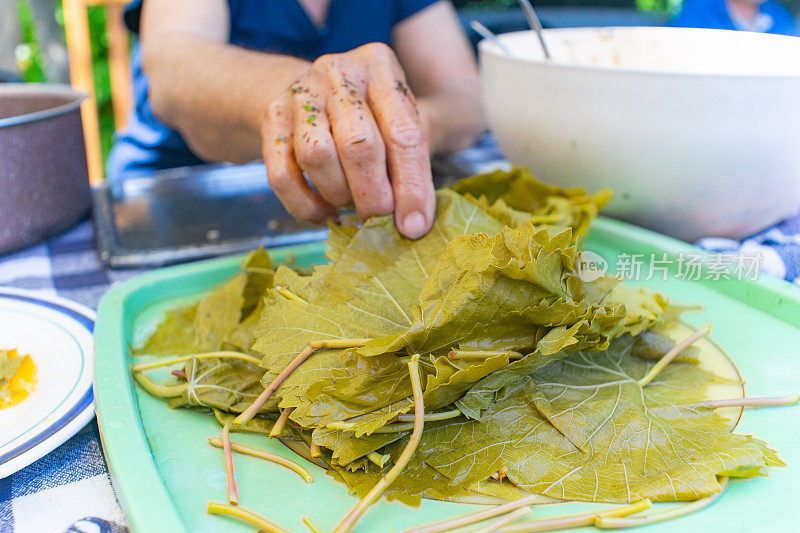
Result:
[261, 42, 435, 239]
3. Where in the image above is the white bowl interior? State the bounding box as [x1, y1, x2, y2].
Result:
[484, 27, 800, 76]
[478, 27, 800, 240]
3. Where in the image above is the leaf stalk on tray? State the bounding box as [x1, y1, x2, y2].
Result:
[700, 394, 800, 409]
[221, 424, 239, 505]
[130, 351, 262, 371]
[638, 324, 712, 387]
[270, 407, 295, 438]
[333, 354, 425, 533]
[206, 501, 289, 532]
[234, 344, 316, 424]
[474, 506, 533, 533]
[404, 493, 545, 533]
[595, 478, 729, 529]
[499, 498, 652, 533]
[207, 437, 313, 482]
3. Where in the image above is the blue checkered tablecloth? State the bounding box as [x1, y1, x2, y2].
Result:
[0, 221, 138, 533]
[2, 195, 800, 532]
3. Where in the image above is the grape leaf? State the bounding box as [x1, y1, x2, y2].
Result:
[452, 166, 612, 242]
[295, 351, 513, 433]
[329, 448, 470, 507]
[135, 303, 200, 356]
[256, 184, 668, 435]
[132, 168, 784, 512]
[325, 335, 780, 505]
[136, 249, 274, 356]
[299, 220, 668, 425]
[357, 221, 665, 359]
[253, 190, 511, 419]
[168, 357, 268, 413]
[420, 337, 782, 503]
[312, 427, 406, 466]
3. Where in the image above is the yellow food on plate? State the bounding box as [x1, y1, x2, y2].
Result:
[0, 348, 38, 409]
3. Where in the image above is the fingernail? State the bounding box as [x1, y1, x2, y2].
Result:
[402, 211, 427, 239]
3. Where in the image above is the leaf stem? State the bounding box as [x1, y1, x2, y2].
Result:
[332, 354, 425, 533]
[276, 286, 306, 304]
[639, 325, 712, 387]
[403, 493, 544, 533]
[234, 339, 371, 426]
[206, 500, 289, 533]
[596, 479, 729, 529]
[367, 451, 391, 468]
[302, 515, 322, 533]
[448, 350, 523, 360]
[235, 345, 316, 425]
[328, 409, 462, 433]
[132, 372, 186, 398]
[270, 407, 295, 438]
[490, 466, 509, 481]
[474, 506, 532, 533]
[397, 408, 462, 422]
[222, 425, 239, 505]
[310, 442, 323, 458]
[309, 338, 371, 350]
[208, 437, 313, 482]
[325, 421, 398, 432]
[700, 394, 799, 409]
[500, 499, 652, 533]
[130, 351, 262, 371]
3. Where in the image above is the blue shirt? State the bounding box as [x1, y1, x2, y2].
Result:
[107, 0, 437, 178]
[671, 0, 797, 36]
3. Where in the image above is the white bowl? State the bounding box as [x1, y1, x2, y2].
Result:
[480, 27, 800, 241]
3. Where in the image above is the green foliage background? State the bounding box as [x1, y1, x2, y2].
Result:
[16, 0, 115, 160]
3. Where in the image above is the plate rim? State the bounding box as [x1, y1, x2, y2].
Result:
[0, 287, 96, 479]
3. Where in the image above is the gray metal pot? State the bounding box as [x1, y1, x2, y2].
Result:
[0, 83, 91, 254]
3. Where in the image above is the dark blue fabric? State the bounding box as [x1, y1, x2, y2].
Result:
[0, 475, 12, 533]
[671, 0, 797, 36]
[108, 0, 438, 178]
[9, 422, 108, 498]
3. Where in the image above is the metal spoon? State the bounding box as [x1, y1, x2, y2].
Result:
[516, 0, 552, 60]
[469, 20, 513, 57]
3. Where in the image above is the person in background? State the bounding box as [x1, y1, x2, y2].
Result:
[108, 0, 485, 240]
[671, 0, 798, 36]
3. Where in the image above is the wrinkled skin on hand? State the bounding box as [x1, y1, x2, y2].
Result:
[262, 42, 435, 240]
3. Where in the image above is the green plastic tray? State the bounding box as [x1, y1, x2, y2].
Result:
[94, 218, 800, 533]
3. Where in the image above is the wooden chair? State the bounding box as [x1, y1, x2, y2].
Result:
[62, 0, 131, 185]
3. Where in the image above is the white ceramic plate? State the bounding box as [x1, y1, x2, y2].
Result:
[0, 287, 95, 478]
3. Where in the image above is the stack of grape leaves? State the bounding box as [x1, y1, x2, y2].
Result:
[132, 168, 785, 532]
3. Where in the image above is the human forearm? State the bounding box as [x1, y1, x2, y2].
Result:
[142, 33, 310, 163]
[418, 85, 485, 155]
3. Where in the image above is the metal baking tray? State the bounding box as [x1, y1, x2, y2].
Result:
[92, 136, 507, 268]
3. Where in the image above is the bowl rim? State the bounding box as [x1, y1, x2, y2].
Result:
[0, 83, 88, 129]
[479, 26, 800, 80]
